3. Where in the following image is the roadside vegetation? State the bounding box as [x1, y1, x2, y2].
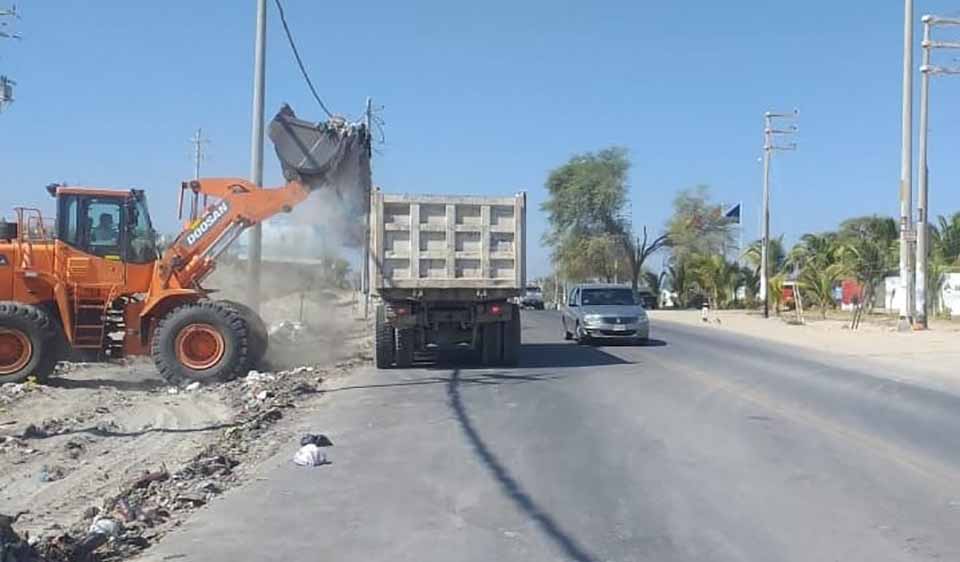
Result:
[540, 148, 960, 323]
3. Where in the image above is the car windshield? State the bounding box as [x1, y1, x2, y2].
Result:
[526, 287, 542, 295]
[581, 288, 635, 306]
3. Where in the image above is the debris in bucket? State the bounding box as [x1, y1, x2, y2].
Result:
[293, 443, 328, 467]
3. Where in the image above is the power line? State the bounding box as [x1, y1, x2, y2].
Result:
[273, 0, 334, 118]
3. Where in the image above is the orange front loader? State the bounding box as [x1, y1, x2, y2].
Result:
[0, 105, 370, 384]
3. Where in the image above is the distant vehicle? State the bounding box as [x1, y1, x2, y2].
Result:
[636, 288, 658, 309]
[560, 283, 649, 344]
[520, 285, 545, 310]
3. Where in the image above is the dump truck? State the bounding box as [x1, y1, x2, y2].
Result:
[369, 190, 526, 368]
[0, 105, 370, 384]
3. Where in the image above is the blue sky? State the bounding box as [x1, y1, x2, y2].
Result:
[2, 1, 960, 277]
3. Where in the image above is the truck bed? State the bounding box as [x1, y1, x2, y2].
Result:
[369, 191, 526, 294]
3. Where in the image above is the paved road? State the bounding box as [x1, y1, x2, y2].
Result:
[143, 311, 960, 562]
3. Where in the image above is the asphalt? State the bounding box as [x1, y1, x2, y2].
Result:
[140, 311, 960, 562]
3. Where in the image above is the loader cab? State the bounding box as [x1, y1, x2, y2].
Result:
[54, 187, 159, 264]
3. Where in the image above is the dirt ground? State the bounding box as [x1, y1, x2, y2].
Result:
[0, 268, 370, 560]
[651, 309, 960, 391]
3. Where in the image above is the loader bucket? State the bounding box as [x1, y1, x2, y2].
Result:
[268, 104, 372, 248]
[269, 104, 371, 194]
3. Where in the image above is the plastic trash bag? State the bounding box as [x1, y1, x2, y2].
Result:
[293, 443, 328, 467]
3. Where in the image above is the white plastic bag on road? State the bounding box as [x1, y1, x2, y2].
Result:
[293, 443, 328, 467]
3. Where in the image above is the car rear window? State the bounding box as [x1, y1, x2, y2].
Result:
[581, 289, 635, 306]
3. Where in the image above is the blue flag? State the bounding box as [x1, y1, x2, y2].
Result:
[724, 203, 741, 225]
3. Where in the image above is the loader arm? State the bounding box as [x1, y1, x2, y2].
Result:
[140, 178, 311, 319]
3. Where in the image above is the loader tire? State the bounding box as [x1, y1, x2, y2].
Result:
[0, 302, 58, 384]
[152, 301, 251, 385]
[374, 304, 395, 369]
[501, 305, 521, 367]
[219, 300, 269, 368]
[395, 328, 415, 369]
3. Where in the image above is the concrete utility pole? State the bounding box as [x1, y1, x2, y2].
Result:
[248, 0, 267, 312]
[362, 97, 373, 318]
[760, 111, 798, 319]
[0, 5, 20, 113]
[916, 14, 960, 328]
[898, 0, 916, 332]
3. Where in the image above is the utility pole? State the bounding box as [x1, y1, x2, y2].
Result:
[191, 128, 210, 210]
[0, 5, 20, 113]
[247, 0, 267, 312]
[898, 0, 916, 332]
[760, 110, 798, 319]
[916, 14, 960, 328]
[362, 97, 372, 318]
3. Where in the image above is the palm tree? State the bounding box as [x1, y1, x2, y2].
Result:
[691, 254, 738, 308]
[666, 260, 691, 308]
[742, 236, 786, 295]
[934, 212, 960, 265]
[799, 263, 844, 318]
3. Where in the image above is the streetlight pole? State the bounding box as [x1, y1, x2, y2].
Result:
[760, 111, 798, 319]
[898, 0, 915, 332]
[247, 0, 267, 312]
[915, 14, 960, 328]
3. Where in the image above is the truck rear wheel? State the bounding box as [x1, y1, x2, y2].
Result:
[395, 328, 415, 368]
[501, 305, 521, 366]
[374, 304, 395, 369]
[152, 301, 251, 385]
[481, 322, 502, 366]
[219, 300, 268, 368]
[0, 302, 58, 384]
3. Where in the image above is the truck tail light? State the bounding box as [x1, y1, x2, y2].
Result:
[394, 306, 409, 316]
[489, 304, 503, 316]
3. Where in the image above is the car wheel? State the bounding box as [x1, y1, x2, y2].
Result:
[575, 323, 590, 345]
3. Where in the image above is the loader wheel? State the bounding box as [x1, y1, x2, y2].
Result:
[0, 302, 58, 384]
[395, 328, 415, 369]
[219, 300, 269, 368]
[152, 301, 251, 385]
[374, 304, 395, 369]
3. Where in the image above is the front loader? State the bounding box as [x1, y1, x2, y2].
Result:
[0, 105, 370, 384]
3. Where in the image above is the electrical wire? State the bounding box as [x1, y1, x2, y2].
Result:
[273, 0, 334, 118]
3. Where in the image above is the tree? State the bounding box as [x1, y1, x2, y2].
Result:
[933, 212, 960, 265]
[665, 186, 734, 261]
[799, 263, 844, 318]
[542, 147, 665, 288]
[690, 253, 738, 308]
[665, 260, 691, 308]
[835, 216, 898, 329]
[742, 236, 786, 295]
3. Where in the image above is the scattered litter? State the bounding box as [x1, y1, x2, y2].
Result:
[300, 433, 334, 447]
[184, 381, 202, 392]
[88, 517, 121, 538]
[293, 443, 328, 467]
[269, 320, 308, 345]
[244, 371, 276, 384]
[166, 387, 179, 395]
[38, 464, 66, 483]
[255, 390, 271, 401]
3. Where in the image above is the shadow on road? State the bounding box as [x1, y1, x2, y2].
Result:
[446, 368, 599, 562]
[589, 338, 668, 349]
[323, 370, 564, 395]
[422, 343, 634, 370]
